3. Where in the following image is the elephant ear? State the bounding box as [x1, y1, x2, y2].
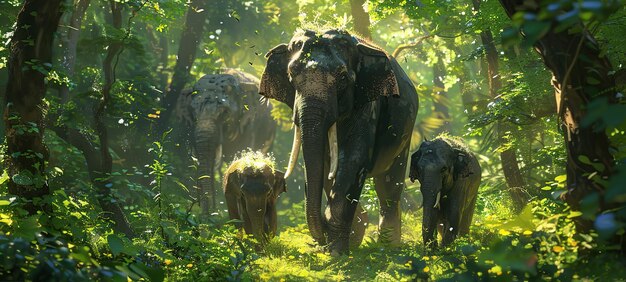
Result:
[409, 149, 422, 183]
[272, 170, 287, 196]
[260, 44, 295, 108]
[223, 168, 242, 195]
[355, 41, 400, 106]
[453, 149, 472, 181]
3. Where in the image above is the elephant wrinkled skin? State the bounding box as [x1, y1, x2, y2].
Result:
[409, 136, 481, 248]
[173, 69, 276, 215]
[223, 152, 286, 244]
[259, 29, 419, 255]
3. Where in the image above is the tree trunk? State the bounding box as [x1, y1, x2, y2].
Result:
[157, 0, 210, 132]
[475, 0, 528, 212]
[58, 0, 91, 103]
[3, 0, 63, 215]
[432, 57, 451, 135]
[499, 1, 617, 233]
[349, 0, 372, 40]
[158, 32, 169, 93]
[475, 13, 529, 212]
[91, 0, 134, 238]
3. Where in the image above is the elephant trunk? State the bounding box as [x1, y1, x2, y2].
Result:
[421, 173, 442, 248]
[195, 121, 220, 215]
[300, 109, 328, 245]
[247, 200, 268, 244]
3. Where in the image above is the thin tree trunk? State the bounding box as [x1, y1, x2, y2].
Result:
[58, 0, 91, 103]
[499, 0, 617, 233]
[432, 57, 451, 134]
[157, 0, 210, 132]
[3, 0, 63, 215]
[474, 0, 528, 212]
[349, 0, 372, 40]
[92, 0, 134, 238]
[159, 32, 169, 93]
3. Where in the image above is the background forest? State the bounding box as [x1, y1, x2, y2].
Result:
[1, 0, 626, 280]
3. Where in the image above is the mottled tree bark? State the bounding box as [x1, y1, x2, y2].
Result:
[157, 0, 210, 132]
[476, 17, 529, 212]
[3, 0, 63, 214]
[499, 0, 617, 232]
[349, 0, 372, 40]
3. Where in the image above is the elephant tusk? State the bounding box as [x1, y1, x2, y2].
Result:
[284, 125, 301, 179]
[328, 122, 338, 180]
[433, 192, 441, 209]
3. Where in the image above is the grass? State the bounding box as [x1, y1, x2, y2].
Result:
[231, 191, 626, 281]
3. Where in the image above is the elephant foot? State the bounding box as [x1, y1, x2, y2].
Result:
[328, 237, 350, 257]
[349, 206, 369, 249]
[378, 226, 401, 246]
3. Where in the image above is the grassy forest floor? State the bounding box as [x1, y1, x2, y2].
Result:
[174, 193, 626, 281]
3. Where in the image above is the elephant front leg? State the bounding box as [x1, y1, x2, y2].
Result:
[225, 193, 242, 229]
[323, 168, 368, 250]
[325, 138, 370, 256]
[373, 148, 409, 246]
[441, 196, 461, 246]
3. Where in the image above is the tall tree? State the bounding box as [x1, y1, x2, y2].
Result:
[58, 0, 91, 103]
[349, 0, 372, 40]
[93, 0, 134, 237]
[432, 56, 451, 134]
[499, 1, 618, 234]
[3, 0, 63, 214]
[157, 0, 210, 133]
[474, 0, 528, 212]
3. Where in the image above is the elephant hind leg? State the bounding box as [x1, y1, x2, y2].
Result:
[373, 148, 410, 246]
[459, 193, 478, 236]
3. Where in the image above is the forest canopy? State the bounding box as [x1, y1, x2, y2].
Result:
[1, 0, 626, 280]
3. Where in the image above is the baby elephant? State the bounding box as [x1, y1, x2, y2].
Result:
[409, 136, 481, 248]
[223, 152, 286, 244]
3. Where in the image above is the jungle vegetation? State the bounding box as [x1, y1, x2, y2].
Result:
[1, 0, 626, 280]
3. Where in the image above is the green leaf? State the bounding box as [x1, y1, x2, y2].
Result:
[108, 234, 124, 256]
[567, 211, 583, 218]
[0, 171, 8, 185]
[12, 172, 34, 186]
[555, 174, 567, 183]
[521, 20, 551, 46]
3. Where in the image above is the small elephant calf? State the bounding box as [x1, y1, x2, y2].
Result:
[223, 151, 286, 244]
[409, 136, 481, 248]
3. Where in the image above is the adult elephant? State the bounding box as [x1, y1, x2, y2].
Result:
[173, 69, 276, 215]
[259, 29, 418, 255]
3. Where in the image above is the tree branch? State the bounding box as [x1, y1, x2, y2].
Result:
[391, 35, 433, 58]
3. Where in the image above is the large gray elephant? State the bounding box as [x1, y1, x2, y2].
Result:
[259, 29, 419, 255]
[409, 136, 481, 248]
[173, 69, 276, 215]
[223, 152, 286, 244]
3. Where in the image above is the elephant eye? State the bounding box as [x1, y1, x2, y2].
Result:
[291, 41, 303, 51]
[440, 166, 448, 173]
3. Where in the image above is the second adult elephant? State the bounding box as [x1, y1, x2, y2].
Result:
[259, 29, 419, 255]
[174, 69, 276, 214]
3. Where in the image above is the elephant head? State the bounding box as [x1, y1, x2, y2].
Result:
[224, 153, 286, 244]
[181, 70, 258, 214]
[259, 29, 400, 245]
[409, 138, 473, 248]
